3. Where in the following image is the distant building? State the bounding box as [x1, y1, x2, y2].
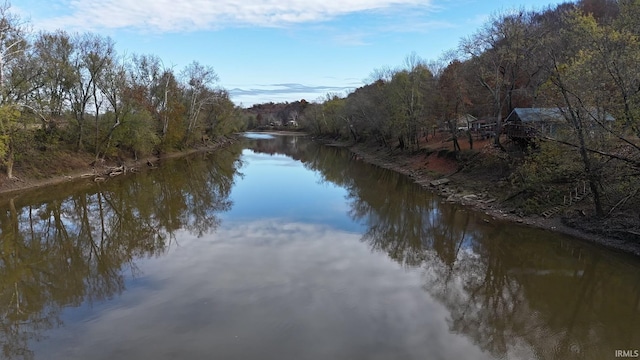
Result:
[505, 107, 614, 137]
[454, 114, 478, 130]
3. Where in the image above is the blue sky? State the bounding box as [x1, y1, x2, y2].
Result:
[15, 0, 569, 107]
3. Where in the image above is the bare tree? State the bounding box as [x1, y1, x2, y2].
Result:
[0, 0, 27, 103]
[0, 1, 29, 178]
[461, 10, 538, 148]
[95, 53, 128, 160]
[181, 61, 219, 143]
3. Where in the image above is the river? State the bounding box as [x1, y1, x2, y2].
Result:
[0, 133, 638, 360]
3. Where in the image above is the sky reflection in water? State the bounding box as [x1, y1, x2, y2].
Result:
[38, 220, 490, 360]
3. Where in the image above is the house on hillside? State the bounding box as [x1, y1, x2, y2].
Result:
[267, 114, 282, 127]
[504, 107, 615, 137]
[504, 108, 564, 137]
[447, 114, 477, 130]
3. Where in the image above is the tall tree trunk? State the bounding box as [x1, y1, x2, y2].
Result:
[494, 113, 503, 148]
[563, 103, 604, 216]
[398, 136, 405, 150]
[453, 137, 461, 152]
[76, 120, 84, 151]
[576, 122, 603, 216]
[6, 145, 13, 179]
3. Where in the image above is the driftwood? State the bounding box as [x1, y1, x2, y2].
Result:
[607, 188, 639, 217]
[103, 165, 124, 178]
[87, 164, 139, 182]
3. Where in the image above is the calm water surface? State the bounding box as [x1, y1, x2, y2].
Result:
[1, 133, 639, 360]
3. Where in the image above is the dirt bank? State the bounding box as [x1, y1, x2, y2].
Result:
[0, 136, 238, 199]
[343, 141, 640, 257]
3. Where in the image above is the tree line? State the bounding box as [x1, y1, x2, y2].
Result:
[0, 2, 246, 180]
[245, 0, 640, 218]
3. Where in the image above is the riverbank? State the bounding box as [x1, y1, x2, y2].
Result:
[337, 140, 640, 257]
[0, 136, 239, 198]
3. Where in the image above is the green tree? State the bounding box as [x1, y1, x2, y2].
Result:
[201, 90, 242, 138]
[539, 9, 640, 216]
[301, 101, 324, 134]
[0, 1, 32, 178]
[32, 31, 75, 120]
[321, 94, 347, 138]
[384, 54, 435, 151]
[0, 104, 20, 178]
[111, 108, 159, 159]
[128, 54, 177, 141]
[95, 54, 129, 160]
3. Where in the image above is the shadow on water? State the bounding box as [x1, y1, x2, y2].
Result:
[0, 144, 243, 359]
[247, 135, 640, 360]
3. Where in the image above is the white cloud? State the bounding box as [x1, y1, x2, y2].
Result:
[36, 0, 435, 32]
[228, 82, 361, 106]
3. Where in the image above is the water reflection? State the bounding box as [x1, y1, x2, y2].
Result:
[243, 132, 275, 140]
[2, 134, 639, 360]
[0, 145, 242, 359]
[248, 137, 640, 360]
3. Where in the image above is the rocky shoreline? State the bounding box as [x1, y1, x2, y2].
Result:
[346, 143, 640, 257]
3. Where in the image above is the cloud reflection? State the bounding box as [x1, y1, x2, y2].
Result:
[36, 219, 491, 360]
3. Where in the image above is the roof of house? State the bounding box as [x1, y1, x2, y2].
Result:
[507, 107, 615, 123]
[447, 114, 477, 124]
[507, 108, 564, 122]
[460, 114, 477, 121]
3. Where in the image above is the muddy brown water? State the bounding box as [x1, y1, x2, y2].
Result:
[1, 133, 638, 360]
